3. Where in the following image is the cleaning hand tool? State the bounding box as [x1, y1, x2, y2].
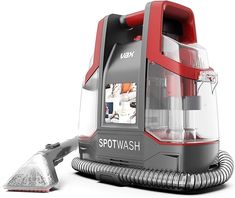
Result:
[4, 137, 78, 192]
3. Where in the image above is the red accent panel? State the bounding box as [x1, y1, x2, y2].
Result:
[146, 1, 213, 80]
[85, 19, 104, 84]
[144, 131, 218, 146]
[125, 11, 144, 28]
[79, 131, 218, 146]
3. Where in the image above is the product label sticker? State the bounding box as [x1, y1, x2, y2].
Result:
[105, 82, 137, 124]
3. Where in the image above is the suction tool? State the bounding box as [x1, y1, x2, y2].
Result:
[4, 137, 78, 192]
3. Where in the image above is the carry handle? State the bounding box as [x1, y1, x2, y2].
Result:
[120, 11, 144, 28]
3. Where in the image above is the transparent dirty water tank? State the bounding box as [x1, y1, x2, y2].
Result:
[162, 35, 210, 69]
[145, 35, 219, 143]
[78, 55, 99, 139]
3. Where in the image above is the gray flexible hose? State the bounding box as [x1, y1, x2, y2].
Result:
[71, 150, 233, 191]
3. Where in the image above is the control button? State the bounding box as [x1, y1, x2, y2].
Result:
[45, 142, 60, 149]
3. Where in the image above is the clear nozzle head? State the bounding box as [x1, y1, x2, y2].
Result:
[4, 152, 58, 192]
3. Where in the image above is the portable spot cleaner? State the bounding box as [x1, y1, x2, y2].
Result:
[5, 0, 233, 193]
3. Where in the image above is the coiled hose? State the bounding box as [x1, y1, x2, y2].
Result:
[72, 150, 233, 191]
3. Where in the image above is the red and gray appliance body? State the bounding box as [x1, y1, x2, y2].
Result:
[72, 1, 233, 191]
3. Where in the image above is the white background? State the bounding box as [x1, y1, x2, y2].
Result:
[0, 0, 234, 197]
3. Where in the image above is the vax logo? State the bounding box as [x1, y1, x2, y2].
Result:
[120, 51, 135, 59]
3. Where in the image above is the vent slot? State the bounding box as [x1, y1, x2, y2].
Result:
[109, 158, 129, 167]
